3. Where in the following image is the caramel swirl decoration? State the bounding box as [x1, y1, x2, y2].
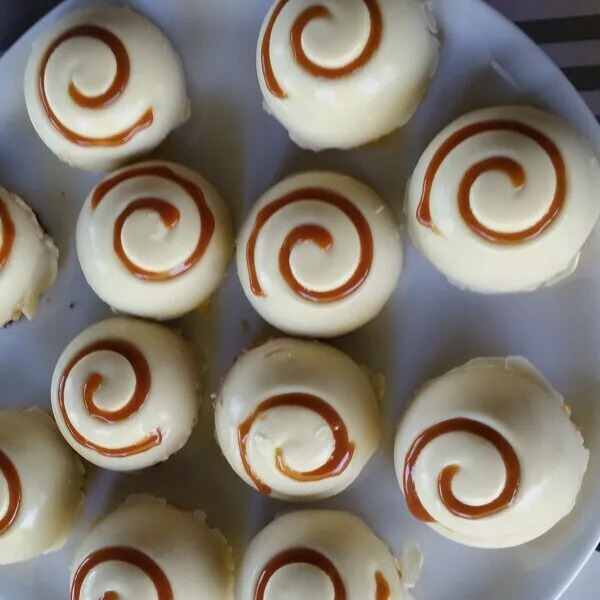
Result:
[403, 418, 521, 522]
[238, 393, 355, 495]
[39, 25, 153, 146]
[262, 0, 383, 99]
[246, 187, 373, 302]
[417, 120, 566, 243]
[0, 198, 15, 273]
[58, 339, 161, 457]
[71, 546, 173, 600]
[91, 164, 215, 281]
[0, 450, 21, 535]
[255, 548, 389, 600]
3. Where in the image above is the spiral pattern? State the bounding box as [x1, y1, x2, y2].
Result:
[91, 164, 215, 281]
[240, 511, 403, 600]
[239, 393, 355, 495]
[39, 25, 153, 147]
[246, 187, 373, 302]
[57, 339, 161, 458]
[0, 449, 21, 535]
[255, 548, 391, 600]
[0, 198, 15, 272]
[417, 119, 566, 244]
[262, 0, 383, 99]
[256, 548, 346, 600]
[71, 546, 173, 600]
[403, 418, 521, 522]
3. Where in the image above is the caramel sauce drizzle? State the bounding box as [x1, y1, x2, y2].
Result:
[238, 392, 355, 495]
[255, 548, 346, 600]
[39, 25, 153, 146]
[0, 198, 15, 272]
[92, 164, 215, 281]
[0, 449, 21, 535]
[246, 187, 373, 302]
[255, 548, 389, 600]
[403, 418, 521, 522]
[262, 0, 383, 98]
[71, 546, 173, 600]
[417, 120, 566, 243]
[375, 571, 391, 600]
[58, 339, 162, 457]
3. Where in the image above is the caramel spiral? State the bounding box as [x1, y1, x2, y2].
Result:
[238, 392, 355, 495]
[0, 198, 15, 272]
[91, 164, 215, 281]
[262, 0, 383, 99]
[58, 339, 161, 457]
[417, 120, 566, 243]
[255, 548, 346, 600]
[246, 187, 373, 302]
[403, 418, 521, 522]
[0, 450, 21, 535]
[39, 25, 153, 146]
[255, 548, 389, 600]
[71, 546, 173, 600]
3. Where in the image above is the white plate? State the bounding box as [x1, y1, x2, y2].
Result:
[1, 0, 600, 599]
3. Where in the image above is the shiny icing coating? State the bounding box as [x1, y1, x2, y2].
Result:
[70, 496, 232, 600]
[236, 171, 403, 337]
[215, 338, 381, 500]
[405, 106, 600, 293]
[51, 318, 200, 471]
[394, 357, 589, 548]
[257, 0, 439, 149]
[0, 187, 58, 327]
[24, 6, 189, 171]
[0, 408, 84, 565]
[237, 510, 410, 600]
[77, 161, 233, 320]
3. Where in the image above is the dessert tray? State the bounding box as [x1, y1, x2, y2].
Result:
[1, 0, 600, 599]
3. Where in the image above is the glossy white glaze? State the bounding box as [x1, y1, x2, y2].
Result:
[77, 161, 233, 320]
[24, 6, 189, 171]
[51, 318, 201, 471]
[215, 338, 381, 500]
[0, 187, 58, 326]
[257, 0, 439, 149]
[0, 408, 84, 565]
[394, 357, 589, 548]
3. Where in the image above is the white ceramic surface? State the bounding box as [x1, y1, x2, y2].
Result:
[0, 0, 599, 599]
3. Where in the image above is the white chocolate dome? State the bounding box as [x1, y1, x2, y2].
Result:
[0, 408, 84, 565]
[51, 318, 200, 471]
[238, 510, 409, 600]
[70, 496, 232, 600]
[215, 338, 381, 500]
[77, 161, 233, 320]
[0, 186, 58, 326]
[236, 172, 403, 337]
[405, 106, 600, 293]
[394, 357, 589, 548]
[24, 6, 189, 171]
[257, 0, 439, 149]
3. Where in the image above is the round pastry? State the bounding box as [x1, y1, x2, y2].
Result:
[24, 5, 189, 171]
[70, 496, 232, 600]
[77, 161, 233, 320]
[0, 186, 58, 327]
[238, 510, 409, 600]
[394, 357, 589, 548]
[405, 105, 600, 293]
[215, 338, 381, 500]
[51, 317, 200, 471]
[0, 408, 84, 565]
[237, 172, 403, 337]
[257, 0, 439, 149]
